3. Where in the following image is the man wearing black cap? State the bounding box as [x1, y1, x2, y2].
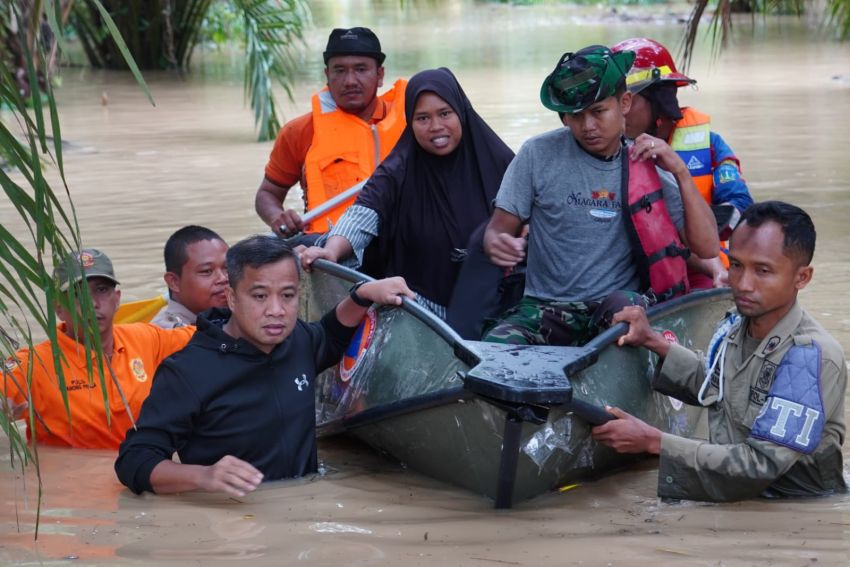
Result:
[612, 38, 754, 290]
[255, 27, 407, 240]
[482, 45, 719, 347]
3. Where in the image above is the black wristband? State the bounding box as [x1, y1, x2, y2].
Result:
[349, 281, 373, 308]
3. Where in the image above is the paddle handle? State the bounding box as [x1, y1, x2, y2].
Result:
[299, 180, 367, 226]
[569, 398, 616, 425]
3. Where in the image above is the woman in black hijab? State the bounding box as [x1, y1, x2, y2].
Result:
[300, 68, 515, 319]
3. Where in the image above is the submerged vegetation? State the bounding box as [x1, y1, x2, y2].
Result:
[3, 0, 309, 142]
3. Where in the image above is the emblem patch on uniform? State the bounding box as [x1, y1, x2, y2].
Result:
[661, 330, 679, 344]
[715, 162, 741, 185]
[686, 155, 704, 170]
[763, 336, 781, 354]
[77, 251, 95, 268]
[749, 361, 777, 405]
[4, 357, 19, 371]
[130, 358, 147, 382]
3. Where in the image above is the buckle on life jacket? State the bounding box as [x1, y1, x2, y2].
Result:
[628, 189, 664, 215]
[647, 243, 691, 265]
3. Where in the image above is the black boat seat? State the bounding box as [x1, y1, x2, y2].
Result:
[462, 341, 578, 405]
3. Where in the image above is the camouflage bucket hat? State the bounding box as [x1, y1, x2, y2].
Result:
[540, 45, 636, 114]
[54, 248, 119, 292]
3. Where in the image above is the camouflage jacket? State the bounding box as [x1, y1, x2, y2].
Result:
[150, 299, 196, 329]
[654, 301, 847, 501]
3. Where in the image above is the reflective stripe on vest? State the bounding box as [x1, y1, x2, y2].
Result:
[671, 107, 731, 269]
[670, 107, 712, 203]
[622, 157, 690, 301]
[303, 78, 407, 233]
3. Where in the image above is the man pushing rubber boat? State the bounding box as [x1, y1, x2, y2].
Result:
[594, 201, 847, 501]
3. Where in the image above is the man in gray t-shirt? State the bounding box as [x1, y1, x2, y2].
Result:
[483, 45, 718, 346]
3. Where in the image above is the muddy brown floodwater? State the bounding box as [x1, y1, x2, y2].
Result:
[3, 2, 850, 565]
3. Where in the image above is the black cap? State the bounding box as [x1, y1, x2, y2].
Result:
[323, 27, 385, 66]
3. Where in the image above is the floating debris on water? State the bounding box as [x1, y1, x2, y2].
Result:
[310, 522, 373, 534]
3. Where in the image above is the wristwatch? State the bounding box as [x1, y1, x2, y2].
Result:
[349, 281, 373, 307]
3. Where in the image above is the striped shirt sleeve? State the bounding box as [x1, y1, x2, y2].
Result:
[328, 205, 380, 267]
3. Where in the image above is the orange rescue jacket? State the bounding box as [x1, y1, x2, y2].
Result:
[303, 79, 407, 233]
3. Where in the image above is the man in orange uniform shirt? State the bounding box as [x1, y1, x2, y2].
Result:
[2, 249, 193, 449]
[255, 27, 407, 241]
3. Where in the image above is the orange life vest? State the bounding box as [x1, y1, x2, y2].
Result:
[622, 157, 690, 302]
[670, 107, 731, 271]
[303, 79, 407, 233]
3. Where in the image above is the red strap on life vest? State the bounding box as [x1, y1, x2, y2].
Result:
[622, 157, 690, 301]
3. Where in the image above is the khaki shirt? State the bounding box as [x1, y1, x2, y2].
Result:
[654, 301, 847, 501]
[150, 299, 196, 329]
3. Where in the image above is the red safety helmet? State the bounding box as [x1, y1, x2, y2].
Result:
[611, 38, 695, 93]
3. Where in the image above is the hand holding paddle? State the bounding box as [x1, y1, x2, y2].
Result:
[273, 209, 304, 236]
[612, 305, 672, 358]
[591, 406, 662, 455]
[276, 181, 368, 238]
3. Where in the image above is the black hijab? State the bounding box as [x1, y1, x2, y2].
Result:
[356, 68, 515, 306]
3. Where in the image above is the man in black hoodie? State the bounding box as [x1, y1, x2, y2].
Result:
[115, 234, 414, 497]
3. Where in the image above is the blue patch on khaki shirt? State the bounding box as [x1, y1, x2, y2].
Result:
[750, 342, 825, 454]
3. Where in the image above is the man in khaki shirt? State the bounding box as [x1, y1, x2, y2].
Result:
[151, 226, 229, 329]
[593, 201, 847, 501]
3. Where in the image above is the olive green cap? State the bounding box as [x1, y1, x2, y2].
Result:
[54, 248, 120, 292]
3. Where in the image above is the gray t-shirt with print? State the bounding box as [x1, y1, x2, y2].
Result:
[494, 128, 685, 303]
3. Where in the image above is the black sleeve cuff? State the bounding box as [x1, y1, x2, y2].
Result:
[115, 448, 169, 495]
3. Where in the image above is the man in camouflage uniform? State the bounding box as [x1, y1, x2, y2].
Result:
[482, 44, 718, 346]
[151, 226, 229, 329]
[593, 201, 847, 501]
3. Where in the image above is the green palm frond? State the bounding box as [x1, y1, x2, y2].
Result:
[236, 0, 309, 141]
[680, 0, 848, 71]
[827, 0, 850, 38]
[2, 0, 152, 538]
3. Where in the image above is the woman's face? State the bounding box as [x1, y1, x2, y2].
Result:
[411, 91, 462, 156]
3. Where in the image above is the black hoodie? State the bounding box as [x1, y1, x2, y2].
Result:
[115, 307, 356, 494]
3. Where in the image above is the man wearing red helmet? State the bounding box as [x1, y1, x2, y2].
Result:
[612, 38, 754, 289]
